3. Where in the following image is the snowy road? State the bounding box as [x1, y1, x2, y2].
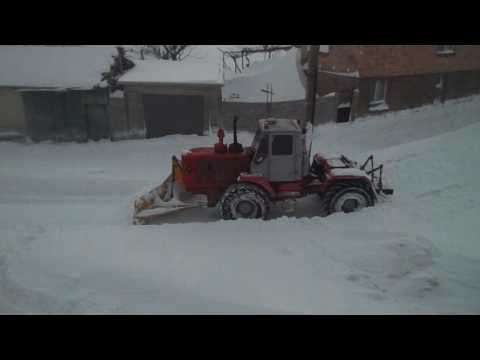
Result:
[1, 96, 480, 314]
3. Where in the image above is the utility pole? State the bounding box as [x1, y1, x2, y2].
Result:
[261, 83, 274, 117]
[303, 45, 320, 131]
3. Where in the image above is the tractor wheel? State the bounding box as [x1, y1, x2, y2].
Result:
[219, 183, 271, 220]
[321, 183, 374, 216]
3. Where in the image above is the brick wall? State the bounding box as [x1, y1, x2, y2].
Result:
[358, 45, 480, 77]
[300, 45, 360, 74]
[317, 72, 359, 97]
[354, 69, 480, 117]
[299, 46, 480, 119]
[306, 45, 480, 78]
[384, 74, 437, 111]
[445, 70, 480, 100]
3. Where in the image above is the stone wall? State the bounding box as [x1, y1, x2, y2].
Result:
[218, 97, 338, 132]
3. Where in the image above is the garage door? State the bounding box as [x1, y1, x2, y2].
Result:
[22, 91, 65, 142]
[85, 104, 110, 141]
[143, 94, 204, 138]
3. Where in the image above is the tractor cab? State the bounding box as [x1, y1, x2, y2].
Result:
[249, 119, 310, 182]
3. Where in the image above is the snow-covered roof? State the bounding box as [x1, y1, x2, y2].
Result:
[118, 58, 224, 86]
[259, 118, 302, 133]
[0, 46, 117, 88]
[222, 48, 306, 103]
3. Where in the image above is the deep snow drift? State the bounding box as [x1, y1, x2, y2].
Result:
[222, 49, 305, 102]
[1, 96, 480, 314]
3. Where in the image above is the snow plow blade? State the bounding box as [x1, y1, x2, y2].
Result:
[133, 156, 206, 225]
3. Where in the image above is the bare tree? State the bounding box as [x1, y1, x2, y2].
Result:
[219, 45, 295, 73]
[139, 45, 194, 61]
[101, 46, 135, 91]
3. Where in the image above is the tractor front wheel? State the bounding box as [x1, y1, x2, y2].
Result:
[219, 183, 271, 220]
[322, 184, 374, 216]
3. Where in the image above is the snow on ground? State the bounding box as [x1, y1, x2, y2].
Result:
[0, 129, 24, 141]
[1, 96, 480, 314]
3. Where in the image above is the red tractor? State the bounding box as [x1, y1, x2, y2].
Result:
[133, 117, 393, 225]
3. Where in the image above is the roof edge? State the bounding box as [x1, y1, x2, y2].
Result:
[119, 81, 224, 88]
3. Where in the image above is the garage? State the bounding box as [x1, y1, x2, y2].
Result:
[21, 88, 110, 142]
[118, 59, 223, 139]
[143, 94, 204, 138]
[0, 45, 117, 142]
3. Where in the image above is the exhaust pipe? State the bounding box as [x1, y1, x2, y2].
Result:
[228, 115, 243, 153]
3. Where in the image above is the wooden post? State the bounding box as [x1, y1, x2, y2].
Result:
[261, 83, 274, 118]
[117, 47, 124, 73]
[303, 45, 320, 131]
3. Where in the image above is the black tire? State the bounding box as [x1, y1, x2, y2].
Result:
[321, 182, 374, 216]
[219, 183, 271, 220]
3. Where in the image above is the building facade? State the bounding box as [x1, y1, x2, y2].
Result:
[300, 45, 480, 122]
[117, 58, 224, 139]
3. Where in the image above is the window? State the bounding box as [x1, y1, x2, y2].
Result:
[435, 45, 456, 55]
[319, 45, 330, 54]
[251, 128, 263, 149]
[258, 135, 269, 155]
[371, 79, 388, 104]
[272, 135, 293, 156]
[254, 135, 269, 164]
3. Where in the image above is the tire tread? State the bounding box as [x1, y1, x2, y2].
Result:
[220, 183, 271, 220]
[321, 181, 375, 216]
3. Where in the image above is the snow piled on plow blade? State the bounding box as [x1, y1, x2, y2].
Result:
[133, 165, 207, 225]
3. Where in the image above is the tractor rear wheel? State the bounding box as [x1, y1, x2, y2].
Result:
[322, 183, 374, 216]
[219, 183, 271, 220]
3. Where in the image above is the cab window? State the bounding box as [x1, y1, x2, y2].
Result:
[254, 135, 269, 164]
[272, 135, 293, 156]
[258, 135, 269, 155]
[251, 128, 262, 149]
